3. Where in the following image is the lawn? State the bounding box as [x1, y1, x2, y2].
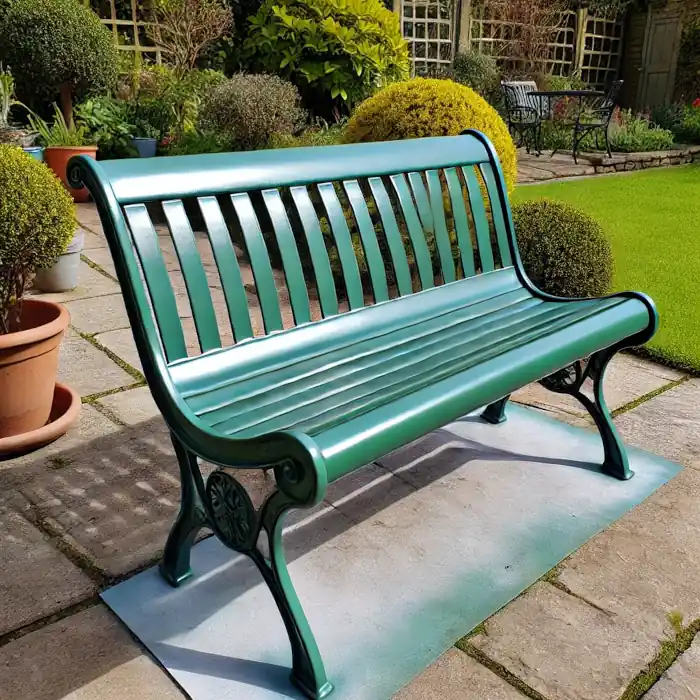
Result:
[512, 164, 700, 372]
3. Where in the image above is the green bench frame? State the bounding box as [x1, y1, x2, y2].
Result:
[70, 131, 657, 699]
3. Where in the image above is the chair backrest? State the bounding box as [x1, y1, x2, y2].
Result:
[603, 79, 624, 111]
[501, 80, 541, 116]
[69, 133, 516, 376]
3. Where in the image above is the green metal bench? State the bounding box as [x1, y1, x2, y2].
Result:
[70, 131, 657, 700]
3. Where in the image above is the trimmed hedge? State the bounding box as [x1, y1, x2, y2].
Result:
[512, 199, 612, 298]
[343, 78, 518, 193]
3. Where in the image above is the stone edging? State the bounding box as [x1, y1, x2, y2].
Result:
[579, 145, 700, 174]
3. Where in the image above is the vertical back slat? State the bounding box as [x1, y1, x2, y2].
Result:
[443, 168, 476, 278]
[462, 167, 495, 273]
[389, 174, 434, 290]
[478, 163, 513, 267]
[317, 182, 365, 310]
[407, 172, 434, 234]
[262, 189, 311, 325]
[368, 177, 413, 297]
[162, 200, 221, 353]
[425, 169, 457, 284]
[290, 186, 339, 318]
[343, 180, 390, 303]
[230, 193, 283, 333]
[123, 204, 187, 361]
[197, 196, 254, 342]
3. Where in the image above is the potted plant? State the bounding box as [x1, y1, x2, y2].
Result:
[0, 144, 80, 456]
[28, 104, 98, 204]
[0, 0, 118, 138]
[129, 120, 160, 158]
[0, 65, 37, 157]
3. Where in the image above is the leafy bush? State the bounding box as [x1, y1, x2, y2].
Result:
[268, 119, 346, 148]
[512, 199, 612, 298]
[651, 102, 685, 134]
[28, 104, 92, 147]
[0, 145, 75, 332]
[607, 109, 674, 152]
[117, 65, 227, 137]
[199, 73, 306, 150]
[675, 104, 700, 145]
[343, 78, 518, 192]
[75, 96, 133, 158]
[450, 51, 501, 105]
[243, 0, 409, 114]
[164, 129, 233, 155]
[0, 0, 118, 123]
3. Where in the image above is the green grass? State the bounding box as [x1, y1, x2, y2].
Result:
[512, 165, 700, 372]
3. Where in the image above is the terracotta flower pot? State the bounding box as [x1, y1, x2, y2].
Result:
[44, 145, 97, 203]
[0, 299, 70, 439]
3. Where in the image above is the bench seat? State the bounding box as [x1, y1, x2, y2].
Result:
[172, 267, 650, 482]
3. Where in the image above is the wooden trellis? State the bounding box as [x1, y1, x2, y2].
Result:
[87, 0, 162, 64]
[397, 0, 458, 75]
[394, 1, 625, 89]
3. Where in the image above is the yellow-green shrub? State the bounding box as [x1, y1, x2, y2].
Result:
[343, 78, 518, 192]
[0, 146, 75, 332]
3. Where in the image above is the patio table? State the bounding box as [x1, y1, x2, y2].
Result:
[530, 89, 607, 160]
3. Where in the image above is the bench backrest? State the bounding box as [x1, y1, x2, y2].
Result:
[70, 132, 518, 376]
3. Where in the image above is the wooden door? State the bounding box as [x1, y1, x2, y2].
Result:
[638, 6, 683, 108]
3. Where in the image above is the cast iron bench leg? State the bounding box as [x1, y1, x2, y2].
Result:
[162, 463, 334, 699]
[481, 396, 510, 424]
[160, 436, 208, 587]
[540, 348, 633, 481]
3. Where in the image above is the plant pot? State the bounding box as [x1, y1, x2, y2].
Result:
[0, 299, 70, 440]
[130, 137, 158, 158]
[44, 145, 97, 203]
[33, 228, 85, 293]
[23, 146, 44, 162]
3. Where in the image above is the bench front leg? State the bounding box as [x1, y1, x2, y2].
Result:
[540, 350, 632, 480]
[160, 435, 209, 587]
[205, 463, 333, 700]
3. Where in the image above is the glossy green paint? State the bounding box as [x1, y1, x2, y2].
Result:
[69, 131, 658, 700]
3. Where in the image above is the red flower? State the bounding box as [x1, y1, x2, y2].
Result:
[693, 98, 700, 108]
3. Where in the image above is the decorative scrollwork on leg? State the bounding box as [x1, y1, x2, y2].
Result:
[539, 358, 588, 394]
[205, 469, 258, 553]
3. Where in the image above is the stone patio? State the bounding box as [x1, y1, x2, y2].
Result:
[2, 199, 700, 700]
[517, 145, 700, 183]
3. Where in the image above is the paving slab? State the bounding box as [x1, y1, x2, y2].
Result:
[29, 261, 120, 303]
[17, 418, 181, 578]
[557, 468, 700, 642]
[82, 247, 116, 277]
[97, 386, 161, 427]
[64, 293, 130, 336]
[0, 506, 95, 636]
[81, 227, 108, 251]
[646, 636, 700, 700]
[468, 581, 660, 700]
[1, 405, 121, 474]
[0, 605, 184, 700]
[513, 354, 683, 418]
[392, 648, 523, 700]
[616, 378, 700, 469]
[95, 327, 142, 373]
[58, 329, 134, 397]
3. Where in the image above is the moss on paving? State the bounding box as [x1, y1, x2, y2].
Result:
[72, 327, 145, 384]
[513, 165, 700, 372]
[620, 615, 700, 700]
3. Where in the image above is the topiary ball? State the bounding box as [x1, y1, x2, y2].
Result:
[0, 0, 118, 113]
[343, 77, 517, 192]
[0, 145, 75, 329]
[512, 199, 613, 298]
